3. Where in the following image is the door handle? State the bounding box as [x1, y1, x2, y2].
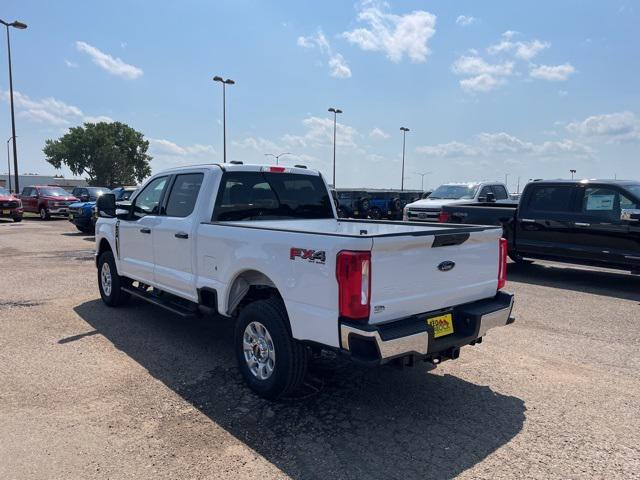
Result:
[520, 218, 536, 223]
[140, 228, 151, 234]
[574, 222, 590, 227]
[174, 232, 189, 239]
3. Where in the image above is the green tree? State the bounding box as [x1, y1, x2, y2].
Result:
[43, 121, 152, 187]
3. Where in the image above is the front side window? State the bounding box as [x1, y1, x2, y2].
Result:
[527, 186, 575, 213]
[213, 171, 332, 221]
[165, 173, 204, 217]
[131, 176, 168, 219]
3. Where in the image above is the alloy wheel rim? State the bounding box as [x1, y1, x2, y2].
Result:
[101, 262, 112, 296]
[243, 321, 276, 380]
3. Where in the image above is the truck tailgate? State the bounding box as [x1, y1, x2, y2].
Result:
[369, 228, 502, 324]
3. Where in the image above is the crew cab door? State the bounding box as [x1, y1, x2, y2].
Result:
[118, 176, 169, 281]
[569, 185, 639, 268]
[515, 184, 580, 259]
[152, 172, 204, 299]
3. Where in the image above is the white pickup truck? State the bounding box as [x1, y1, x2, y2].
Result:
[404, 181, 511, 222]
[95, 164, 514, 399]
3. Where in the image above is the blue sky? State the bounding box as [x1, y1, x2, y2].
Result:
[1, 0, 639, 191]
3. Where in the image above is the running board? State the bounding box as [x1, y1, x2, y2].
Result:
[122, 286, 199, 318]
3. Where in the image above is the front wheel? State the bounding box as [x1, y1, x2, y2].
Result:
[235, 298, 308, 399]
[13, 217, 22, 223]
[98, 251, 130, 306]
[39, 207, 50, 220]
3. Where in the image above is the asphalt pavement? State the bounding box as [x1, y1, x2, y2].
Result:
[1, 217, 639, 479]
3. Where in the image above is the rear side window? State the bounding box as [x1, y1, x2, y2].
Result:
[491, 185, 509, 200]
[213, 171, 333, 221]
[526, 186, 575, 212]
[165, 173, 204, 217]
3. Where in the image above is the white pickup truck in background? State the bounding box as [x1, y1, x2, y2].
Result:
[404, 181, 511, 222]
[95, 164, 515, 399]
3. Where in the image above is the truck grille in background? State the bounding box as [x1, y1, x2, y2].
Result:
[407, 208, 441, 222]
[1, 201, 18, 208]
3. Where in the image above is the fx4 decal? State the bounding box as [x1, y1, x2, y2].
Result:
[290, 247, 326, 264]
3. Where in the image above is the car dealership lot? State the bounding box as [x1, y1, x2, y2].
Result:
[1, 219, 639, 480]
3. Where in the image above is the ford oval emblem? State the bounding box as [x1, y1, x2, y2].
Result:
[438, 260, 456, 272]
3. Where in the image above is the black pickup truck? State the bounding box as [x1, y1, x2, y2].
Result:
[439, 179, 640, 273]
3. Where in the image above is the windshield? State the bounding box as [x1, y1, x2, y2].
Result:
[625, 185, 640, 200]
[429, 185, 479, 200]
[87, 187, 110, 196]
[0, 187, 9, 196]
[213, 171, 333, 221]
[40, 187, 70, 197]
[120, 189, 136, 200]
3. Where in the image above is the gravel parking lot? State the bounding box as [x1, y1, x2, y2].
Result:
[1, 218, 639, 479]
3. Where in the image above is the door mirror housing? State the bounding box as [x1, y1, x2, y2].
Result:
[485, 192, 496, 203]
[621, 208, 640, 222]
[96, 193, 116, 218]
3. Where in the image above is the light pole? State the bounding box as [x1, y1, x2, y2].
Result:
[264, 152, 291, 165]
[400, 127, 410, 191]
[414, 171, 432, 191]
[213, 75, 235, 163]
[328, 108, 342, 187]
[504, 173, 509, 189]
[6, 136, 14, 192]
[1, 19, 27, 194]
[570, 169, 576, 179]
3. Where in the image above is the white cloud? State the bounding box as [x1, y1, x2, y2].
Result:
[456, 15, 476, 26]
[297, 30, 352, 79]
[369, 127, 390, 139]
[452, 56, 513, 92]
[328, 53, 352, 79]
[529, 63, 575, 81]
[83, 115, 115, 123]
[64, 59, 78, 68]
[488, 38, 550, 61]
[75, 41, 143, 79]
[283, 116, 358, 149]
[416, 132, 593, 160]
[567, 111, 640, 142]
[342, 1, 437, 63]
[452, 56, 514, 76]
[149, 138, 215, 156]
[0, 90, 109, 127]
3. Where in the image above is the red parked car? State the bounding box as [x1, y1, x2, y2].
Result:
[19, 185, 79, 220]
[0, 186, 23, 222]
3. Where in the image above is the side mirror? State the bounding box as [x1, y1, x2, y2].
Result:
[80, 194, 90, 202]
[96, 193, 116, 218]
[621, 209, 640, 222]
[485, 192, 496, 203]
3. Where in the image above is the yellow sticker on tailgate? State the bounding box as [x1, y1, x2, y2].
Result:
[427, 313, 454, 338]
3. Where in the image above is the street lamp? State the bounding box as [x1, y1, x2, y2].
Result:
[212, 75, 235, 163]
[400, 127, 410, 191]
[414, 171, 432, 191]
[328, 107, 342, 187]
[6, 136, 14, 192]
[1, 18, 27, 193]
[264, 152, 291, 165]
[570, 169, 576, 179]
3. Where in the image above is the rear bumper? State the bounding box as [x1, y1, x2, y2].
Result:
[339, 291, 514, 364]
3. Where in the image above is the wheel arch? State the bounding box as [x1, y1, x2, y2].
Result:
[225, 269, 284, 318]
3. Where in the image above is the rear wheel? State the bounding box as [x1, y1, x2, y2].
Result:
[13, 217, 22, 223]
[508, 252, 534, 264]
[98, 250, 130, 306]
[39, 207, 50, 220]
[235, 297, 308, 399]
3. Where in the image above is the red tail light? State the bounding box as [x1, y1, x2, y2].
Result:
[336, 251, 371, 320]
[264, 166, 286, 173]
[438, 211, 451, 223]
[498, 238, 507, 290]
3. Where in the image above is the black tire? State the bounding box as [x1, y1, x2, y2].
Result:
[76, 225, 93, 234]
[13, 217, 22, 223]
[39, 206, 50, 220]
[508, 252, 534, 264]
[391, 198, 402, 211]
[358, 198, 370, 214]
[97, 250, 130, 306]
[235, 297, 308, 400]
